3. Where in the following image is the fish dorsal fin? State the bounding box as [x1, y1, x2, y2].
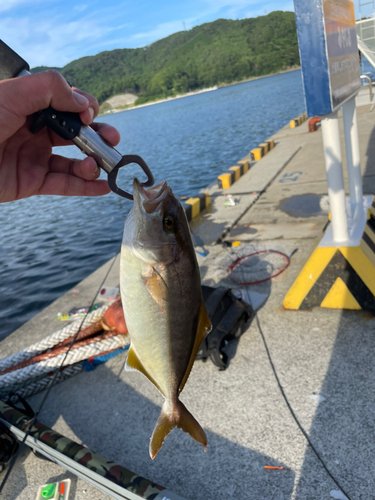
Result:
[179, 301, 212, 394]
[126, 345, 163, 394]
[143, 267, 167, 310]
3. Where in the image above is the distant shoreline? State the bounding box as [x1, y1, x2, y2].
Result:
[99, 66, 301, 116]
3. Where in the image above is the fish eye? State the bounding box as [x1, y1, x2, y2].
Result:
[163, 215, 176, 231]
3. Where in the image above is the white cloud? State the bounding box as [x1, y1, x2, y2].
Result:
[202, 0, 294, 20]
[202, 0, 261, 17]
[73, 4, 88, 13]
[0, 0, 47, 13]
[243, 3, 294, 19]
[0, 13, 130, 67]
[131, 20, 187, 43]
[204, 0, 258, 7]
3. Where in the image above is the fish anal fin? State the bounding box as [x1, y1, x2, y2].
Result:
[179, 301, 212, 394]
[150, 400, 207, 459]
[143, 267, 166, 310]
[126, 346, 163, 394]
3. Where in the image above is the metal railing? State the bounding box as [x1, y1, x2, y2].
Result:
[360, 75, 374, 110]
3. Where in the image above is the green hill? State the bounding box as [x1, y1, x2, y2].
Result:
[31, 11, 299, 106]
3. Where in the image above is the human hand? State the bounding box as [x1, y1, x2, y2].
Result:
[0, 70, 121, 203]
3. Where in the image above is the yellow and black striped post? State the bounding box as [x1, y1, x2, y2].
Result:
[283, 246, 375, 312]
[183, 193, 211, 222]
[360, 199, 375, 267]
[251, 146, 264, 161]
[251, 138, 276, 161]
[217, 161, 250, 189]
[218, 171, 236, 189]
[284, 196, 375, 312]
[290, 112, 307, 129]
[237, 160, 250, 174]
[217, 138, 275, 189]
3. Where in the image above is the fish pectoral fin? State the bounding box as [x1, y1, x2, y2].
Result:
[179, 301, 212, 394]
[143, 267, 167, 310]
[125, 345, 163, 394]
[125, 345, 143, 372]
[149, 400, 207, 459]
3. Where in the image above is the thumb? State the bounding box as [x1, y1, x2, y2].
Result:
[0, 69, 89, 119]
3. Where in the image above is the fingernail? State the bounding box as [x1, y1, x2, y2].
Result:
[94, 166, 100, 177]
[88, 106, 94, 121]
[73, 91, 88, 106]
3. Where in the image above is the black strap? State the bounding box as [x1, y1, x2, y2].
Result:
[5, 394, 35, 421]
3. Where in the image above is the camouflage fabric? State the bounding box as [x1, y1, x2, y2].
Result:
[0, 400, 165, 500]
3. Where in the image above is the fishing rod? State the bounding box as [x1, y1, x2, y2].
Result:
[0, 39, 155, 200]
[0, 399, 185, 500]
[0, 255, 118, 494]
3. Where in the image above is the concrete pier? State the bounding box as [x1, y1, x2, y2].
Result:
[2, 97, 375, 500]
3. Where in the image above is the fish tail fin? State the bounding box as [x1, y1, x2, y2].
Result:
[149, 400, 207, 459]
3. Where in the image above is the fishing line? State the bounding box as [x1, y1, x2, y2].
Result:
[0, 251, 120, 495]
[225, 245, 353, 500]
[254, 313, 353, 500]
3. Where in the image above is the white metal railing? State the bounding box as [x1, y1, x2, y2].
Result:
[357, 18, 375, 49]
[360, 74, 375, 109]
[357, 0, 375, 72]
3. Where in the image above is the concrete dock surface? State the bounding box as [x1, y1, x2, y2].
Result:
[1, 99, 375, 500]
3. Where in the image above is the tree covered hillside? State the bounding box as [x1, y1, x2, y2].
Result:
[31, 11, 299, 105]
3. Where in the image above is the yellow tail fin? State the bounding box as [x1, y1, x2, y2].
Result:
[149, 400, 207, 459]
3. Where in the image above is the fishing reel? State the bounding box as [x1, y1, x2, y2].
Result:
[0, 40, 154, 200]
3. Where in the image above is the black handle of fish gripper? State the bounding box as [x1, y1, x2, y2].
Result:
[108, 155, 155, 200]
[30, 106, 83, 140]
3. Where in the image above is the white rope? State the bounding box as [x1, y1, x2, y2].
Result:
[0, 372, 50, 399]
[0, 306, 107, 372]
[0, 334, 127, 388]
[6, 363, 86, 401]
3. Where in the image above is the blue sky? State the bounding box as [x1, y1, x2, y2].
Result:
[1, 0, 294, 68]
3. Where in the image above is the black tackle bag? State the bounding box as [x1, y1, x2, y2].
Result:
[0, 395, 35, 472]
[0, 422, 19, 473]
[197, 285, 252, 370]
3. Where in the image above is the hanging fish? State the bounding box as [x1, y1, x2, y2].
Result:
[120, 179, 211, 459]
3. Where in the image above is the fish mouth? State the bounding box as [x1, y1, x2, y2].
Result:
[133, 178, 170, 214]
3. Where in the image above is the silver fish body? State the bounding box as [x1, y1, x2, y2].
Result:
[120, 179, 211, 458]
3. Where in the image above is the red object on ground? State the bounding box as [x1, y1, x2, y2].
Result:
[55, 320, 103, 349]
[308, 116, 321, 132]
[102, 299, 128, 334]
